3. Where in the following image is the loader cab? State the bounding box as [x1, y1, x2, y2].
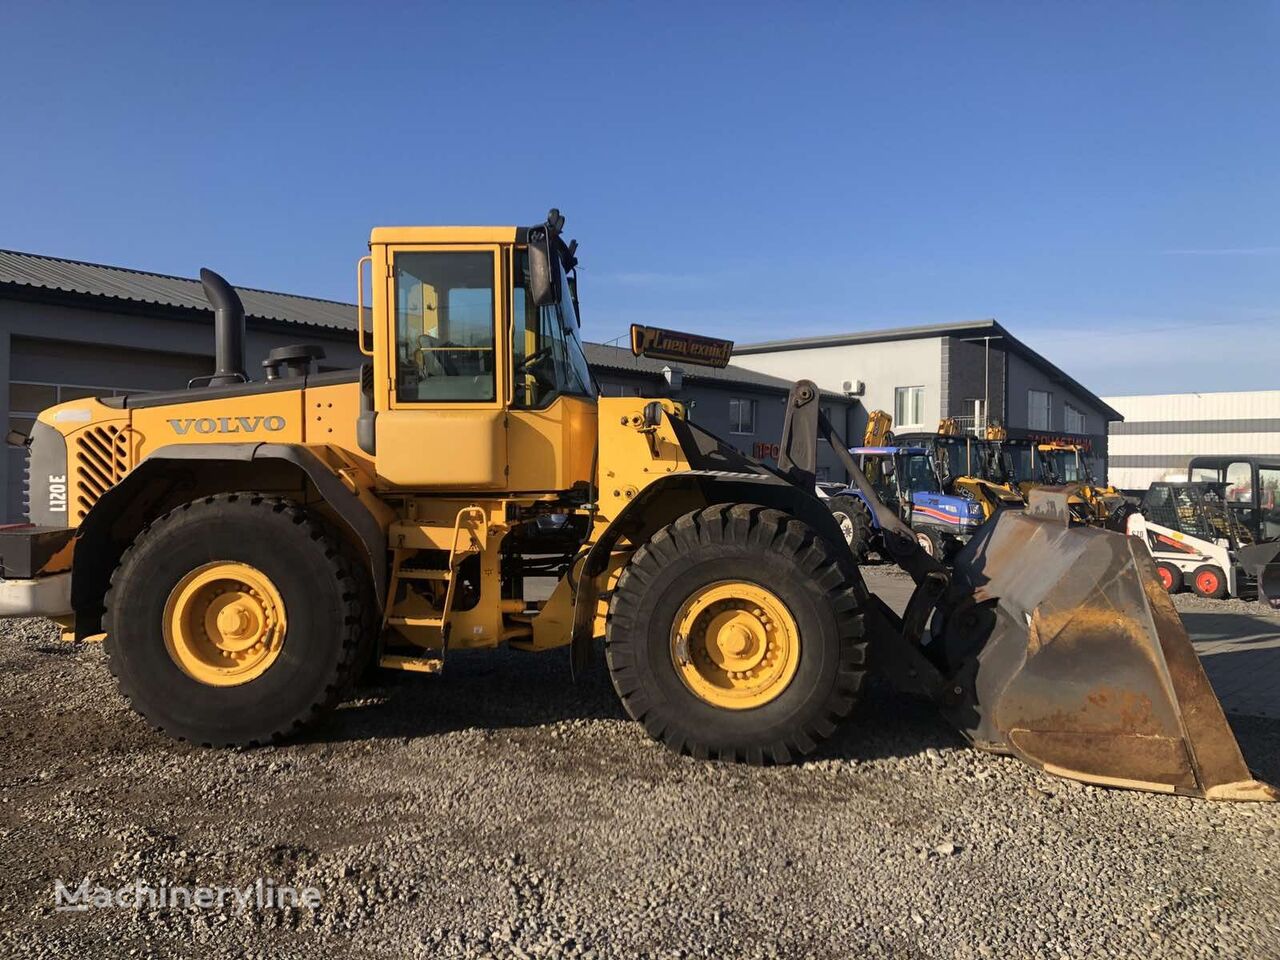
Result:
[1189, 456, 1280, 543]
[1000, 438, 1039, 491]
[367, 217, 597, 493]
[1039, 444, 1090, 485]
[853, 445, 940, 508]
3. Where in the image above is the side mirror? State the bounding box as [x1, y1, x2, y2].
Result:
[528, 229, 561, 307]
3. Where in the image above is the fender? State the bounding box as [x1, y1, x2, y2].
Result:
[72, 442, 388, 636]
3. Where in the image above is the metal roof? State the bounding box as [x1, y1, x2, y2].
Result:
[583, 342, 848, 399]
[735, 318, 1123, 423]
[734, 319, 1005, 355]
[0, 248, 362, 331]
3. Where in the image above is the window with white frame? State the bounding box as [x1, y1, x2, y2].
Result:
[894, 386, 925, 428]
[1063, 403, 1086, 434]
[1028, 389, 1053, 431]
[729, 398, 756, 435]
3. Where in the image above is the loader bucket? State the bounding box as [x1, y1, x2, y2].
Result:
[933, 510, 1276, 801]
[1240, 541, 1280, 611]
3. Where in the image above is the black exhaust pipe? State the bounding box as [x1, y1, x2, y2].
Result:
[199, 268, 247, 386]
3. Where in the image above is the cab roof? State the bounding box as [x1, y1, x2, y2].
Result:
[851, 445, 929, 456]
[369, 226, 520, 245]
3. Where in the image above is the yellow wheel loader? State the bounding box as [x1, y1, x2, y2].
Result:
[1, 211, 1271, 800]
[1001, 439, 1135, 531]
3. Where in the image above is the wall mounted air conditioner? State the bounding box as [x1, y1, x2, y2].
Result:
[842, 379, 865, 397]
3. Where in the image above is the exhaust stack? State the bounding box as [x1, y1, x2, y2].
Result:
[199, 268, 247, 386]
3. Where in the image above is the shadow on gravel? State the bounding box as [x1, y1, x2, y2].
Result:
[1224, 715, 1280, 785]
[311, 644, 629, 745]
[313, 646, 965, 766]
[810, 678, 965, 763]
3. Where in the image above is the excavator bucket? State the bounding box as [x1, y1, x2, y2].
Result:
[936, 506, 1276, 800]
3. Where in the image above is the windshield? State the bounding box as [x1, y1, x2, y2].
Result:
[1042, 448, 1082, 484]
[1003, 442, 1037, 484]
[898, 453, 941, 494]
[512, 250, 595, 408]
[862, 455, 896, 503]
[974, 441, 1003, 481]
[935, 438, 969, 482]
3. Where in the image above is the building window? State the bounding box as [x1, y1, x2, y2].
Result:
[1064, 404, 1086, 434]
[729, 398, 756, 435]
[894, 386, 924, 428]
[1028, 389, 1052, 431]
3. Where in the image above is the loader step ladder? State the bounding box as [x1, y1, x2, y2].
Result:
[379, 505, 486, 672]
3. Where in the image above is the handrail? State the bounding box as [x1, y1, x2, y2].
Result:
[356, 255, 374, 358]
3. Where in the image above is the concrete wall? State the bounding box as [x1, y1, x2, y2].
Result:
[942, 336, 1006, 423]
[731, 337, 944, 433]
[1104, 390, 1280, 491]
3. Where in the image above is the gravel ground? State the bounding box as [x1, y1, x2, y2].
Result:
[2, 611, 1279, 960]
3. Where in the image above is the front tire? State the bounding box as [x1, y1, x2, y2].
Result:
[914, 526, 946, 560]
[104, 494, 364, 746]
[606, 504, 867, 764]
[827, 495, 873, 561]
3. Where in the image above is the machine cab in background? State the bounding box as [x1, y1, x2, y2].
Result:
[366, 219, 597, 493]
[1190, 456, 1280, 543]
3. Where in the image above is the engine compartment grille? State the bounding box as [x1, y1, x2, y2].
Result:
[73, 425, 130, 520]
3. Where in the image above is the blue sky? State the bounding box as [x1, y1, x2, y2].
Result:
[2, 2, 1277, 395]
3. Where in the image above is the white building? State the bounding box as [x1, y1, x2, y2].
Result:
[1104, 390, 1280, 491]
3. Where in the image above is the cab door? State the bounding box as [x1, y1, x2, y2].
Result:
[373, 244, 509, 490]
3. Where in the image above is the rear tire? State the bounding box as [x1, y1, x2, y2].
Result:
[606, 504, 867, 764]
[104, 493, 364, 746]
[827, 495, 873, 561]
[1155, 561, 1184, 594]
[1191, 564, 1228, 599]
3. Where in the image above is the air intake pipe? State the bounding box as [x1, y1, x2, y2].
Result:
[199, 268, 247, 386]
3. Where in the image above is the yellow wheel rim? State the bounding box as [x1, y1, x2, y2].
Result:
[163, 561, 287, 687]
[669, 581, 800, 710]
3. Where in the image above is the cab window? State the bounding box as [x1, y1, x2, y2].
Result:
[511, 249, 594, 408]
[394, 251, 496, 403]
[1224, 462, 1253, 503]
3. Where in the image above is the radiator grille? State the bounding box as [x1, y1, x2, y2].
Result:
[73, 425, 130, 520]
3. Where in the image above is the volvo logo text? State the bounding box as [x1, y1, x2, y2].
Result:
[167, 416, 287, 435]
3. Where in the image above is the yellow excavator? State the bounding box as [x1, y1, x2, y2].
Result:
[1, 211, 1269, 800]
[1000, 439, 1134, 531]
